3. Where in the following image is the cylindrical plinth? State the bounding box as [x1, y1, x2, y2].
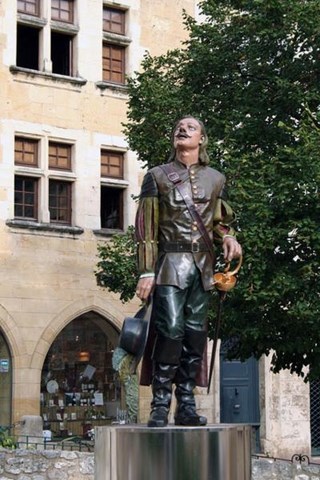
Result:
[95, 424, 251, 480]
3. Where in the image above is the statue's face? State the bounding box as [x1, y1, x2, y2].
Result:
[173, 117, 203, 151]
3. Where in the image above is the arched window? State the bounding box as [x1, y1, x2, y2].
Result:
[40, 313, 122, 439]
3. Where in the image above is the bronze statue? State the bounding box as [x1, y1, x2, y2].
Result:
[135, 116, 242, 427]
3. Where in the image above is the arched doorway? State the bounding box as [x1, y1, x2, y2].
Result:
[0, 330, 12, 426]
[40, 312, 121, 439]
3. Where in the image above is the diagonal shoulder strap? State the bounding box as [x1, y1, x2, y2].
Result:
[160, 163, 214, 261]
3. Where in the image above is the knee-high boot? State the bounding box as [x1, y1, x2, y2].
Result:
[174, 328, 207, 426]
[148, 334, 182, 428]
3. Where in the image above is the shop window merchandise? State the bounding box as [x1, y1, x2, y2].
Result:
[40, 315, 122, 439]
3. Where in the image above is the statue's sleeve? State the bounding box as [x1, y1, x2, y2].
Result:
[135, 172, 159, 275]
[212, 183, 237, 244]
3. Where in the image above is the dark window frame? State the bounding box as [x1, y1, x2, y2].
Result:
[17, 0, 40, 17]
[15, 137, 39, 167]
[51, 30, 73, 76]
[49, 141, 72, 170]
[103, 6, 125, 35]
[102, 43, 125, 84]
[101, 150, 124, 179]
[14, 175, 39, 221]
[49, 179, 72, 225]
[51, 0, 74, 24]
[100, 185, 123, 230]
[16, 23, 40, 70]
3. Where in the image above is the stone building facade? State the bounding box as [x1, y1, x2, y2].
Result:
[0, 0, 313, 460]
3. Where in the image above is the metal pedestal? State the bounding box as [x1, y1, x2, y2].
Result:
[95, 424, 251, 480]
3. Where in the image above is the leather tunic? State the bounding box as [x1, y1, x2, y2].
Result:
[135, 159, 236, 291]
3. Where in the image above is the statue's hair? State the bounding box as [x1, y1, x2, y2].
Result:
[168, 116, 210, 165]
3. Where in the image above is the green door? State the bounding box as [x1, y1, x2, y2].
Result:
[220, 348, 260, 451]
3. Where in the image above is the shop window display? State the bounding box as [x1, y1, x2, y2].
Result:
[0, 332, 12, 427]
[40, 315, 121, 438]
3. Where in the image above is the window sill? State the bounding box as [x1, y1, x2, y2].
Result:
[17, 14, 47, 27]
[6, 219, 84, 235]
[93, 229, 124, 237]
[49, 171, 77, 181]
[10, 66, 87, 86]
[103, 32, 131, 46]
[96, 81, 128, 94]
[101, 178, 129, 187]
[51, 20, 79, 34]
[15, 166, 45, 177]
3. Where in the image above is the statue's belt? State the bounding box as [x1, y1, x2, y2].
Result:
[160, 164, 215, 262]
[159, 241, 210, 253]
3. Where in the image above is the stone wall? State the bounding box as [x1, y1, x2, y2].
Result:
[252, 456, 320, 480]
[259, 357, 311, 458]
[0, 449, 94, 480]
[1, 449, 320, 480]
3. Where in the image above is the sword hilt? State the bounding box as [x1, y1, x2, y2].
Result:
[212, 255, 243, 292]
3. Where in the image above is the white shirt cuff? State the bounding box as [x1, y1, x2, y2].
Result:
[139, 273, 155, 279]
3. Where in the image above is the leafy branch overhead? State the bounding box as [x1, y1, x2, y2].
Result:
[97, 0, 320, 381]
[95, 227, 139, 303]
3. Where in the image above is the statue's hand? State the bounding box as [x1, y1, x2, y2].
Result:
[136, 276, 155, 301]
[223, 236, 242, 262]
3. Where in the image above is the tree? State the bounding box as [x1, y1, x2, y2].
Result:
[95, 227, 139, 303]
[97, 0, 320, 380]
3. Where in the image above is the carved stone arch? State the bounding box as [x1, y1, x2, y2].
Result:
[30, 294, 129, 370]
[0, 303, 27, 362]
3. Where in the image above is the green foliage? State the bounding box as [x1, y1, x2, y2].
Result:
[0, 426, 17, 449]
[99, 0, 320, 381]
[95, 226, 138, 303]
[221, 114, 320, 381]
[123, 49, 190, 168]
